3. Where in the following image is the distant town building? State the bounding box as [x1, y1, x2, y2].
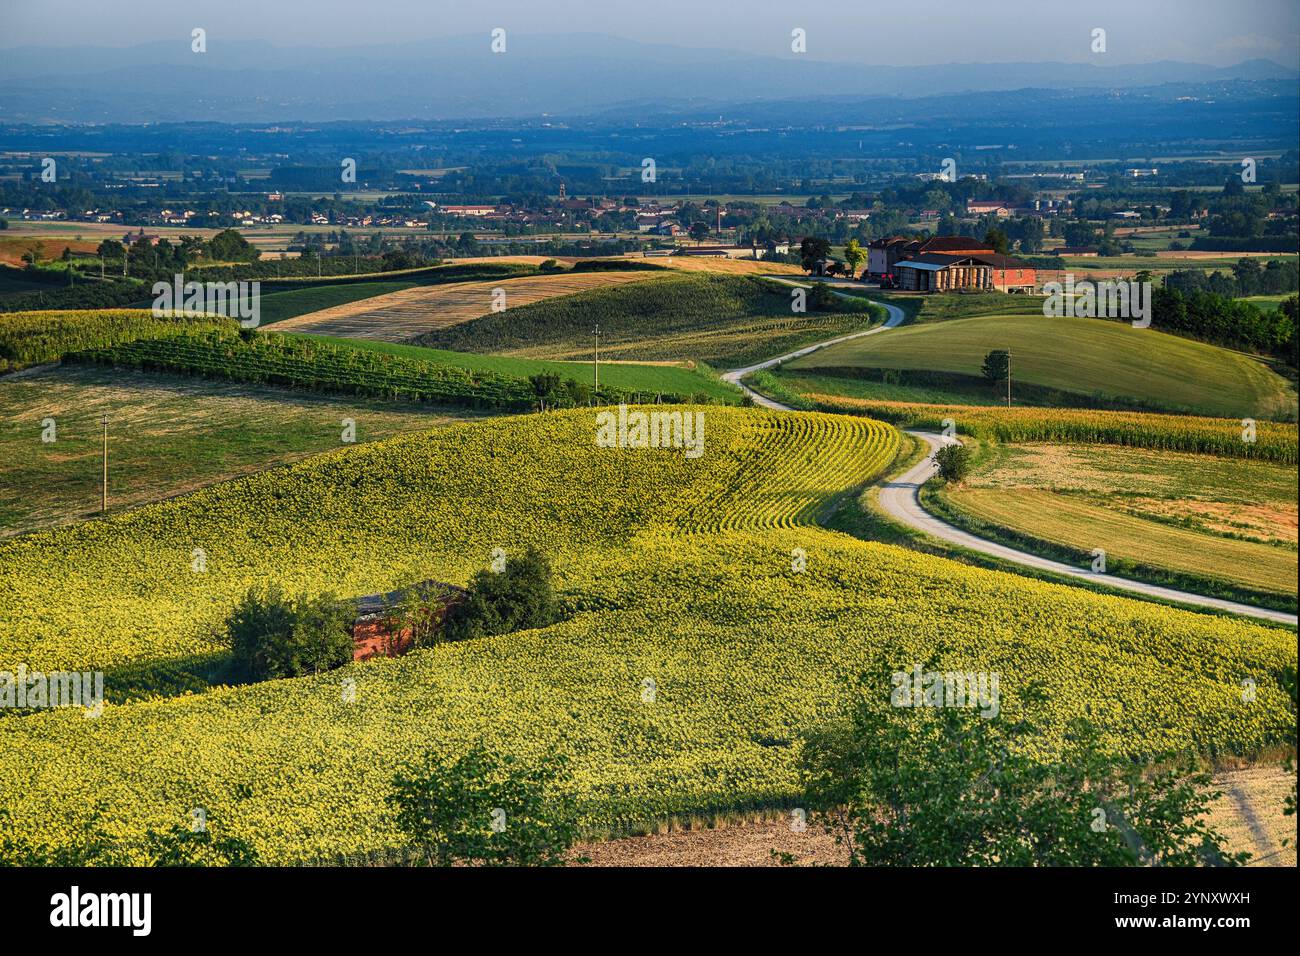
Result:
[966, 200, 1012, 218]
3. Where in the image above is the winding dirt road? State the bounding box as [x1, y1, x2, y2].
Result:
[726, 294, 1298, 627]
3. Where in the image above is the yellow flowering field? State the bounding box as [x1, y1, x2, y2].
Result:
[0, 405, 1293, 863]
[0, 530, 1292, 863]
[0, 408, 892, 680]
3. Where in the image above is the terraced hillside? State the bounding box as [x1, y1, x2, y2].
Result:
[0, 406, 1292, 865]
[271, 270, 653, 341]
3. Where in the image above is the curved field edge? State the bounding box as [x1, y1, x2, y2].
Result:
[920, 481, 1298, 614]
[774, 390, 1300, 465]
[0, 529, 1292, 864]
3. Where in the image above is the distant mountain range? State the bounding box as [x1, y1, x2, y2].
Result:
[1, 33, 1296, 124]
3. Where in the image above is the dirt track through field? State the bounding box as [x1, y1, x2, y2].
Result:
[271, 271, 653, 342]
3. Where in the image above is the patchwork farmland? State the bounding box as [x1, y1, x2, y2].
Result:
[1, 6, 1298, 914]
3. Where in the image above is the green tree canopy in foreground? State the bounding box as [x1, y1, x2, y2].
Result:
[798, 666, 1247, 867]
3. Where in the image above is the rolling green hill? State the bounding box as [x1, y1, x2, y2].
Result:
[416, 272, 883, 366]
[785, 313, 1297, 420]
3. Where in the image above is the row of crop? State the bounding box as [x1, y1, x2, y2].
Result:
[801, 394, 1299, 465]
[67, 331, 712, 411]
[0, 407, 761, 677]
[0, 528, 1292, 863]
[678, 413, 900, 533]
[0, 309, 233, 372]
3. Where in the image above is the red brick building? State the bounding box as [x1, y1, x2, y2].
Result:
[351, 580, 467, 661]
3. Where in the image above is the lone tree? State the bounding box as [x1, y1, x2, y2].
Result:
[798, 666, 1245, 867]
[983, 227, 1009, 255]
[843, 238, 866, 278]
[982, 349, 1010, 385]
[933, 443, 971, 483]
[799, 236, 832, 273]
[529, 371, 562, 412]
[444, 546, 559, 642]
[388, 746, 580, 866]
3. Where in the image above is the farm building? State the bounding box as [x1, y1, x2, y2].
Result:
[351, 580, 467, 661]
[895, 254, 993, 292]
[974, 253, 1037, 292]
[966, 200, 1012, 217]
[867, 236, 917, 278]
[868, 235, 997, 284]
[894, 250, 1036, 293]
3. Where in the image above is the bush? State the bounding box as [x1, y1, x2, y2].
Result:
[388, 746, 580, 866]
[933, 443, 972, 482]
[808, 282, 838, 310]
[443, 547, 559, 642]
[226, 585, 356, 681]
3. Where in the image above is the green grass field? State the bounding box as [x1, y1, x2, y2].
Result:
[0, 365, 469, 538]
[295, 335, 741, 402]
[417, 272, 883, 366]
[929, 441, 1298, 608]
[1240, 294, 1293, 312]
[784, 313, 1298, 419]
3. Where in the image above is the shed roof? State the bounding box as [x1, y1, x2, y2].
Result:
[355, 579, 467, 619]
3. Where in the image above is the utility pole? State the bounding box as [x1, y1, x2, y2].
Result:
[101, 414, 109, 513]
[1006, 349, 1012, 407]
[593, 324, 600, 395]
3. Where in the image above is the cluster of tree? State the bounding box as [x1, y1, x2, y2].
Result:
[1151, 287, 1297, 363]
[1164, 258, 1297, 299]
[1204, 180, 1296, 240]
[225, 586, 357, 682]
[529, 372, 594, 411]
[90, 227, 261, 279]
[223, 547, 558, 684]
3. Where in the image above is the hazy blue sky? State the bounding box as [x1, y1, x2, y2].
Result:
[3, 0, 1297, 66]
